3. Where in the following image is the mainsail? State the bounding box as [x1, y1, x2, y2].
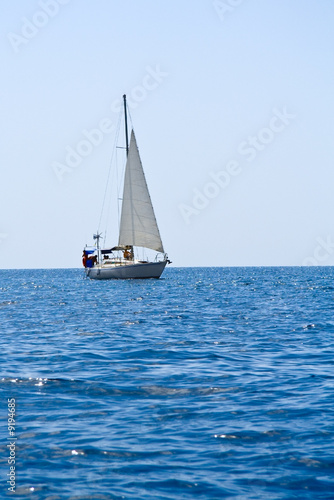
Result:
[118, 131, 164, 253]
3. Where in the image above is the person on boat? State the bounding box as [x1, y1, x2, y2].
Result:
[123, 247, 133, 260]
[82, 251, 97, 268]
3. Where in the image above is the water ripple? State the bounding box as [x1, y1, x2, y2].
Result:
[1, 267, 334, 499]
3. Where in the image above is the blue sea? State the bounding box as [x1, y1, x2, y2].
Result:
[1, 267, 333, 499]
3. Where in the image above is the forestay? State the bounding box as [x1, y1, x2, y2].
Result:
[118, 131, 164, 253]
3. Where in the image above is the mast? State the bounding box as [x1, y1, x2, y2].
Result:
[123, 94, 129, 157]
[122, 94, 132, 257]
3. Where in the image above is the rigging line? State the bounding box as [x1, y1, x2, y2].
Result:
[117, 101, 131, 237]
[127, 106, 135, 135]
[104, 115, 122, 245]
[116, 147, 120, 233]
[97, 108, 122, 236]
[116, 131, 127, 238]
[116, 110, 123, 233]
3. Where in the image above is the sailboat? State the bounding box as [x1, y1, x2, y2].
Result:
[83, 95, 170, 280]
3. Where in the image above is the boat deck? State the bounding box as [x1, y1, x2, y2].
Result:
[97, 259, 149, 268]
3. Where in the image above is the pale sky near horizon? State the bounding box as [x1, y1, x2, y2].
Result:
[1, 0, 334, 269]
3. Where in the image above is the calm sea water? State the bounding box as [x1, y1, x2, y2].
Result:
[1, 267, 333, 499]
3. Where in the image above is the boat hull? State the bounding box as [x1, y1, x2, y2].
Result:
[86, 260, 167, 280]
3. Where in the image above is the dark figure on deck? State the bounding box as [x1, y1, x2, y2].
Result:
[123, 246, 133, 261]
[82, 251, 97, 268]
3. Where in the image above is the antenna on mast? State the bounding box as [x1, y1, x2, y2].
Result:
[123, 94, 129, 157]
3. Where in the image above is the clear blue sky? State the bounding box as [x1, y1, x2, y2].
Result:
[1, 0, 334, 268]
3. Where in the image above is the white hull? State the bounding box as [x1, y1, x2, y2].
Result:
[86, 260, 167, 280]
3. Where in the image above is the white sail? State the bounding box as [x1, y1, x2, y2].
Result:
[118, 131, 164, 253]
